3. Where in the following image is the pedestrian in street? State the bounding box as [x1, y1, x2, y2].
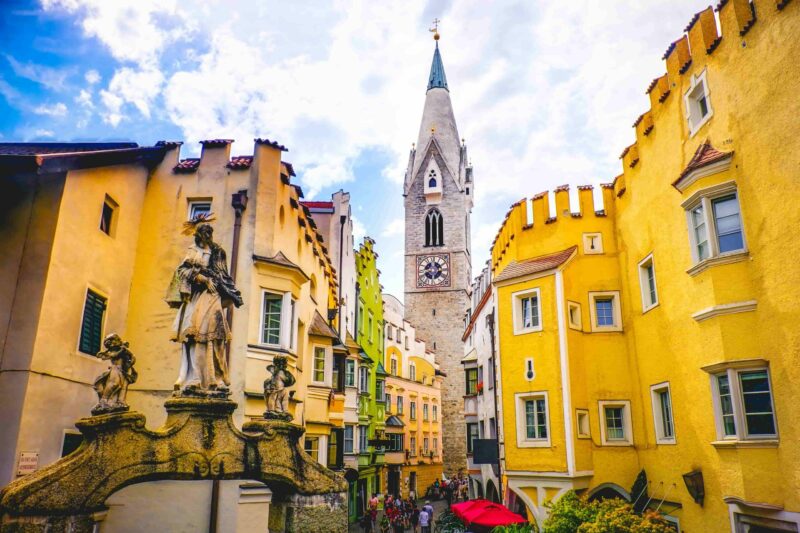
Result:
[410, 503, 420, 533]
[422, 500, 434, 523]
[419, 508, 431, 533]
[360, 512, 372, 533]
[369, 493, 379, 532]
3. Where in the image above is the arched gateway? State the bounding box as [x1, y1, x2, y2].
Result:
[0, 396, 347, 533]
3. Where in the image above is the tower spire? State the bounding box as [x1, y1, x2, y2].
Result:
[427, 19, 448, 91]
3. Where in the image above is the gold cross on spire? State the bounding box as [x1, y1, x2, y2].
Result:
[429, 18, 440, 41]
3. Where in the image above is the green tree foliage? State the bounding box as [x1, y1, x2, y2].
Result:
[543, 491, 675, 533]
[492, 523, 539, 533]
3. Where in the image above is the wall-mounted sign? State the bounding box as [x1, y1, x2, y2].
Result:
[17, 452, 38, 476]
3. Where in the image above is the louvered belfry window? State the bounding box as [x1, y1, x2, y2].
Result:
[79, 289, 107, 355]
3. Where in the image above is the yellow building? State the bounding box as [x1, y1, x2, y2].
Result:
[491, 3, 800, 532]
[0, 138, 348, 530]
[383, 293, 444, 499]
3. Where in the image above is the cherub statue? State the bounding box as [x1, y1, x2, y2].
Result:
[263, 356, 296, 420]
[92, 333, 138, 415]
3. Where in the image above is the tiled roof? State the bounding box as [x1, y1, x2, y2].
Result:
[673, 141, 733, 187]
[0, 142, 138, 156]
[308, 310, 338, 339]
[174, 158, 200, 173]
[155, 140, 183, 147]
[301, 201, 334, 210]
[199, 139, 233, 146]
[494, 246, 578, 283]
[255, 138, 288, 151]
[227, 155, 253, 169]
[283, 162, 296, 176]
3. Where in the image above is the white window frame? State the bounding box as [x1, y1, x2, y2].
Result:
[432, 404, 438, 421]
[588, 291, 622, 332]
[187, 199, 212, 220]
[410, 400, 417, 420]
[684, 68, 713, 137]
[390, 357, 397, 376]
[423, 403, 429, 421]
[650, 382, 676, 444]
[567, 301, 582, 330]
[358, 366, 369, 394]
[682, 182, 748, 273]
[410, 436, 417, 456]
[344, 425, 355, 454]
[397, 396, 404, 414]
[512, 287, 543, 335]
[638, 254, 659, 313]
[260, 290, 296, 350]
[311, 345, 332, 386]
[515, 391, 551, 448]
[345, 359, 356, 387]
[706, 363, 778, 444]
[358, 425, 368, 453]
[598, 400, 633, 446]
[409, 363, 416, 382]
[576, 409, 591, 439]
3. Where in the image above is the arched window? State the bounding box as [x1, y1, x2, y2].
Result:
[425, 209, 444, 247]
[428, 169, 437, 188]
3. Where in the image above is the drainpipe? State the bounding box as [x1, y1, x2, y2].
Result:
[209, 189, 248, 533]
[487, 309, 503, 503]
[338, 214, 346, 336]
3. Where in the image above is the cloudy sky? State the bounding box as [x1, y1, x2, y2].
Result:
[0, 0, 705, 299]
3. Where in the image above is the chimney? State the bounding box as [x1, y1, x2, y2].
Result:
[199, 139, 233, 168]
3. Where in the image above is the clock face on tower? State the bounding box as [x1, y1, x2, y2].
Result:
[416, 253, 451, 288]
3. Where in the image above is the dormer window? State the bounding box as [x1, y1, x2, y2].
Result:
[428, 169, 437, 188]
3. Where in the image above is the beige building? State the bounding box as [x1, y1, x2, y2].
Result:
[0, 139, 348, 531]
[382, 294, 443, 499]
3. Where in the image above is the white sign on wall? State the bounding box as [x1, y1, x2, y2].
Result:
[17, 452, 38, 476]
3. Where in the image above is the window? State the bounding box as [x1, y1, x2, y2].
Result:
[683, 183, 746, 271]
[387, 324, 393, 339]
[397, 396, 404, 414]
[650, 383, 675, 444]
[358, 425, 368, 452]
[423, 404, 429, 421]
[387, 433, 404, 452]
[515, 392, 551, 447]
[409, 363, 416, 382]
[512, 288, 542, 335]
[304, 437, 320, 462]
[589, 291, 622, 332]
[312, 347, 326, 384]
[410, 401, 417, 420]
[261, 292, 283, 345]
[385, 393, 391, 412]
[466, 423, 479, 453]
[684, 69, 713, 136]
[376, 380, 385, 402]
[99, 195, 118, 236]
[390, 358, 397, 376]
[358, 366, 369, 394]
[404, 336, 409, 350]
[599, 401, 633, 446]
[428, 169, 437, 188]
[79, 289, 107, 355]
[707, 364, 777, 442]
[358, 305, 364, 334]
[410, 436, 417, 456]
[188, 200, 212, 220]
[432, 404, 438, 421]
[433, 438, 438, 451]
[344, 425, 355, 453]
[576, 409, 590, 439]
[488, 359, 495, 389]
[327, 430, 340, 468]
[568, 301, 582, 330]
[425, 209, 444, 247]
[396, 329, 401, 343]
[345, 360, 356, 387]
[423, 438, 429, 454]
[368, 312, 374, 342]
[638, 255, 659, 312]
[465, 368, 478, 395]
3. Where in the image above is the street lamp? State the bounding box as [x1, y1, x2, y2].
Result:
[682, 470, 704, 506]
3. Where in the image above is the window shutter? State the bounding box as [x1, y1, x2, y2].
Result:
[79, 290, 106, 355]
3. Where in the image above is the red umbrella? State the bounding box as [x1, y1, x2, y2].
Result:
[451, 499, 488, 521]
[461, 502, 528, 528]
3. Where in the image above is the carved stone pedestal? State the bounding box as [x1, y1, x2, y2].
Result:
[0, 398, 346, 533]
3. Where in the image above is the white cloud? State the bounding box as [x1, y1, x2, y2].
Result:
[33, 102, 67, 116]
[75, 89, 93, 108]
[351, 215, 367, 245]
[34, 129, 54, 137]
[381, 218, 404, 237]
[85, 69, 101, 84]
[6, 55, 74, 91]
[45, 0, 705, 273]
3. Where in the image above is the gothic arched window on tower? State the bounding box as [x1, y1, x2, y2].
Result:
[425, 208, 444, 247]
[428, 169, 438, 188]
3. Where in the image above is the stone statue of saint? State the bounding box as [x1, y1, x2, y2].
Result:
[165, 214, 243, 395]
[263, 356, 296, 420]
[92, 333, 138, 415]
